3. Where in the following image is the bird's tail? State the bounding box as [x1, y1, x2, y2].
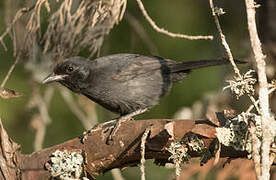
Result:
[169, 59, 245, 73]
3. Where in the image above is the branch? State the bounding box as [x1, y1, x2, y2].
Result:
[209, 0, 241, 77]
[245, 0, 274, 179]
[136, 0, 213, 40]
[17, 118, 250, 179]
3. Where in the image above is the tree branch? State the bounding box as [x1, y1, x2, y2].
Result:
[16, 118, 250, 179]
[245, 0, 274, 179]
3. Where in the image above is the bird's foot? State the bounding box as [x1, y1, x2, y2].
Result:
[80, 120, 117, 143]
[105, 116, 130, 145]
[106, 108, 148, 145]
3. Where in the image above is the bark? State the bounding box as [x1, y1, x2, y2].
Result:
[8, 117, 248, 179]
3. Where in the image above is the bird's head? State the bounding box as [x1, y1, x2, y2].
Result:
[42, 57, 90, 90]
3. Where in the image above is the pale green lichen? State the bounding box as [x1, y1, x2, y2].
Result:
[167, 142, 189, 176]
[48, 150, 85, 180]
[183, 134, 211, 165]
[216, 113, 276, 158]
[216, 113, 251, 152]
[214, 7, 226, 16]
[223, 70, 256, 99]
[167, 135, 210, 175]
[185, 134, 205, 152]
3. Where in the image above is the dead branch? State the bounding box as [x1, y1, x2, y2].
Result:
[136, 0, 213, 40]
[14, 117, 252, 179]
[209, 0, 260, 114]
[209, 0, 241, 77]
[245, 0, 275, 179]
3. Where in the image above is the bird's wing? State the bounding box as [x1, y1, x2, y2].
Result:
[111, 55, 173, 82]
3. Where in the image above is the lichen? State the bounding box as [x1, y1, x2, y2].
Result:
[216, 113, 250, 152]
[185, 134, 205, 152]
[223, 70, 256, 99]
[167, 142, 189, 176]
[216, 113, 276, 158]
[48, 149, 85, 180]
[183, 134, 212, 165]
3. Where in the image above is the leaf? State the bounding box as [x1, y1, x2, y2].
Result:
[0, 87, 23, 99]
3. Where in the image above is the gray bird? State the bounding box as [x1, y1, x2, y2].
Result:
[43, 53, 243, 143]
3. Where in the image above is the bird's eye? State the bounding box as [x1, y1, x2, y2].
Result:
[66, 66, 74, 73]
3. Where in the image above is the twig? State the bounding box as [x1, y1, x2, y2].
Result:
[27, 0, 50, 34]
[209, 0, 241, 77]
[0, 6, 34, 51]
[77, 96, 99, 128]
[136, 0, 213, 40]
[0, 5, 37, 89]
[248, 118, 261, 178]
[29, 86, 54, 151]
[59, 87, 93, 130]
[140, 128, 150, 180]
[0, 56, 20, 88]
[125, 12, 159, 55]
[248, 96, 261, 114]
[31, 114, 47, 151]
[43, 0, 127, 59]
[111, 169, 125, 180]
[246, 87, 276, 113]
[209, 0, 261, 117]
[1, 21, 34, 88]
[245, 0, 273, 179]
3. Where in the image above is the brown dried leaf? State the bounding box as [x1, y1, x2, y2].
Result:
[206, 110, 220, 126]
[191, 124, 216, 138]
[0, 87, 23, 99]
[164, 121, 174, 140]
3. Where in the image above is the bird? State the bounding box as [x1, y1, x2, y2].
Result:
[43, 53, 244, 143]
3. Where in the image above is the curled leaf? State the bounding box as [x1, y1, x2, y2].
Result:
[0, 87, 23, 99]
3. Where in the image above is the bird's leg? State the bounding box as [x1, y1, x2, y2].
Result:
[81, 119, 118, 143]
[106, 108, 148, 144]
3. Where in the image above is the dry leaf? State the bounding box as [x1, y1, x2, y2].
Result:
[0, 87, 23, 99]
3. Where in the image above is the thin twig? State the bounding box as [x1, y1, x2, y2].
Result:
[77, 96, 99, 128]
[248, 118, 261, 179]
[31, 114, 46, 151]
[245, 0, 273, 179]
[59, 87, 93, 130]
[136, 0, 213, 40]
[209, 0, 241, 77]
[246, 87, 276, 113]
[0, 5, 37, 89]
[125, 12, 159, 55]
[1, 23, 33, 88]
[29, 86, 54, 151]
[110, 169, 125, 180]
[248, 96, 261, 114]
[0, 56, 20, 88]
[140, 128, 150, 180]
[0, 5, 35, 51]
[209, 0, 261, 116]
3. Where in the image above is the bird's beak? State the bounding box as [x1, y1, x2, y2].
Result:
[42, 73, 68, 84]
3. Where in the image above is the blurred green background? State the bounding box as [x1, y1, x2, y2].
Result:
[0, 0, 249, 179]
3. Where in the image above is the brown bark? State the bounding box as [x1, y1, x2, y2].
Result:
[10, 118, 248, 179]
